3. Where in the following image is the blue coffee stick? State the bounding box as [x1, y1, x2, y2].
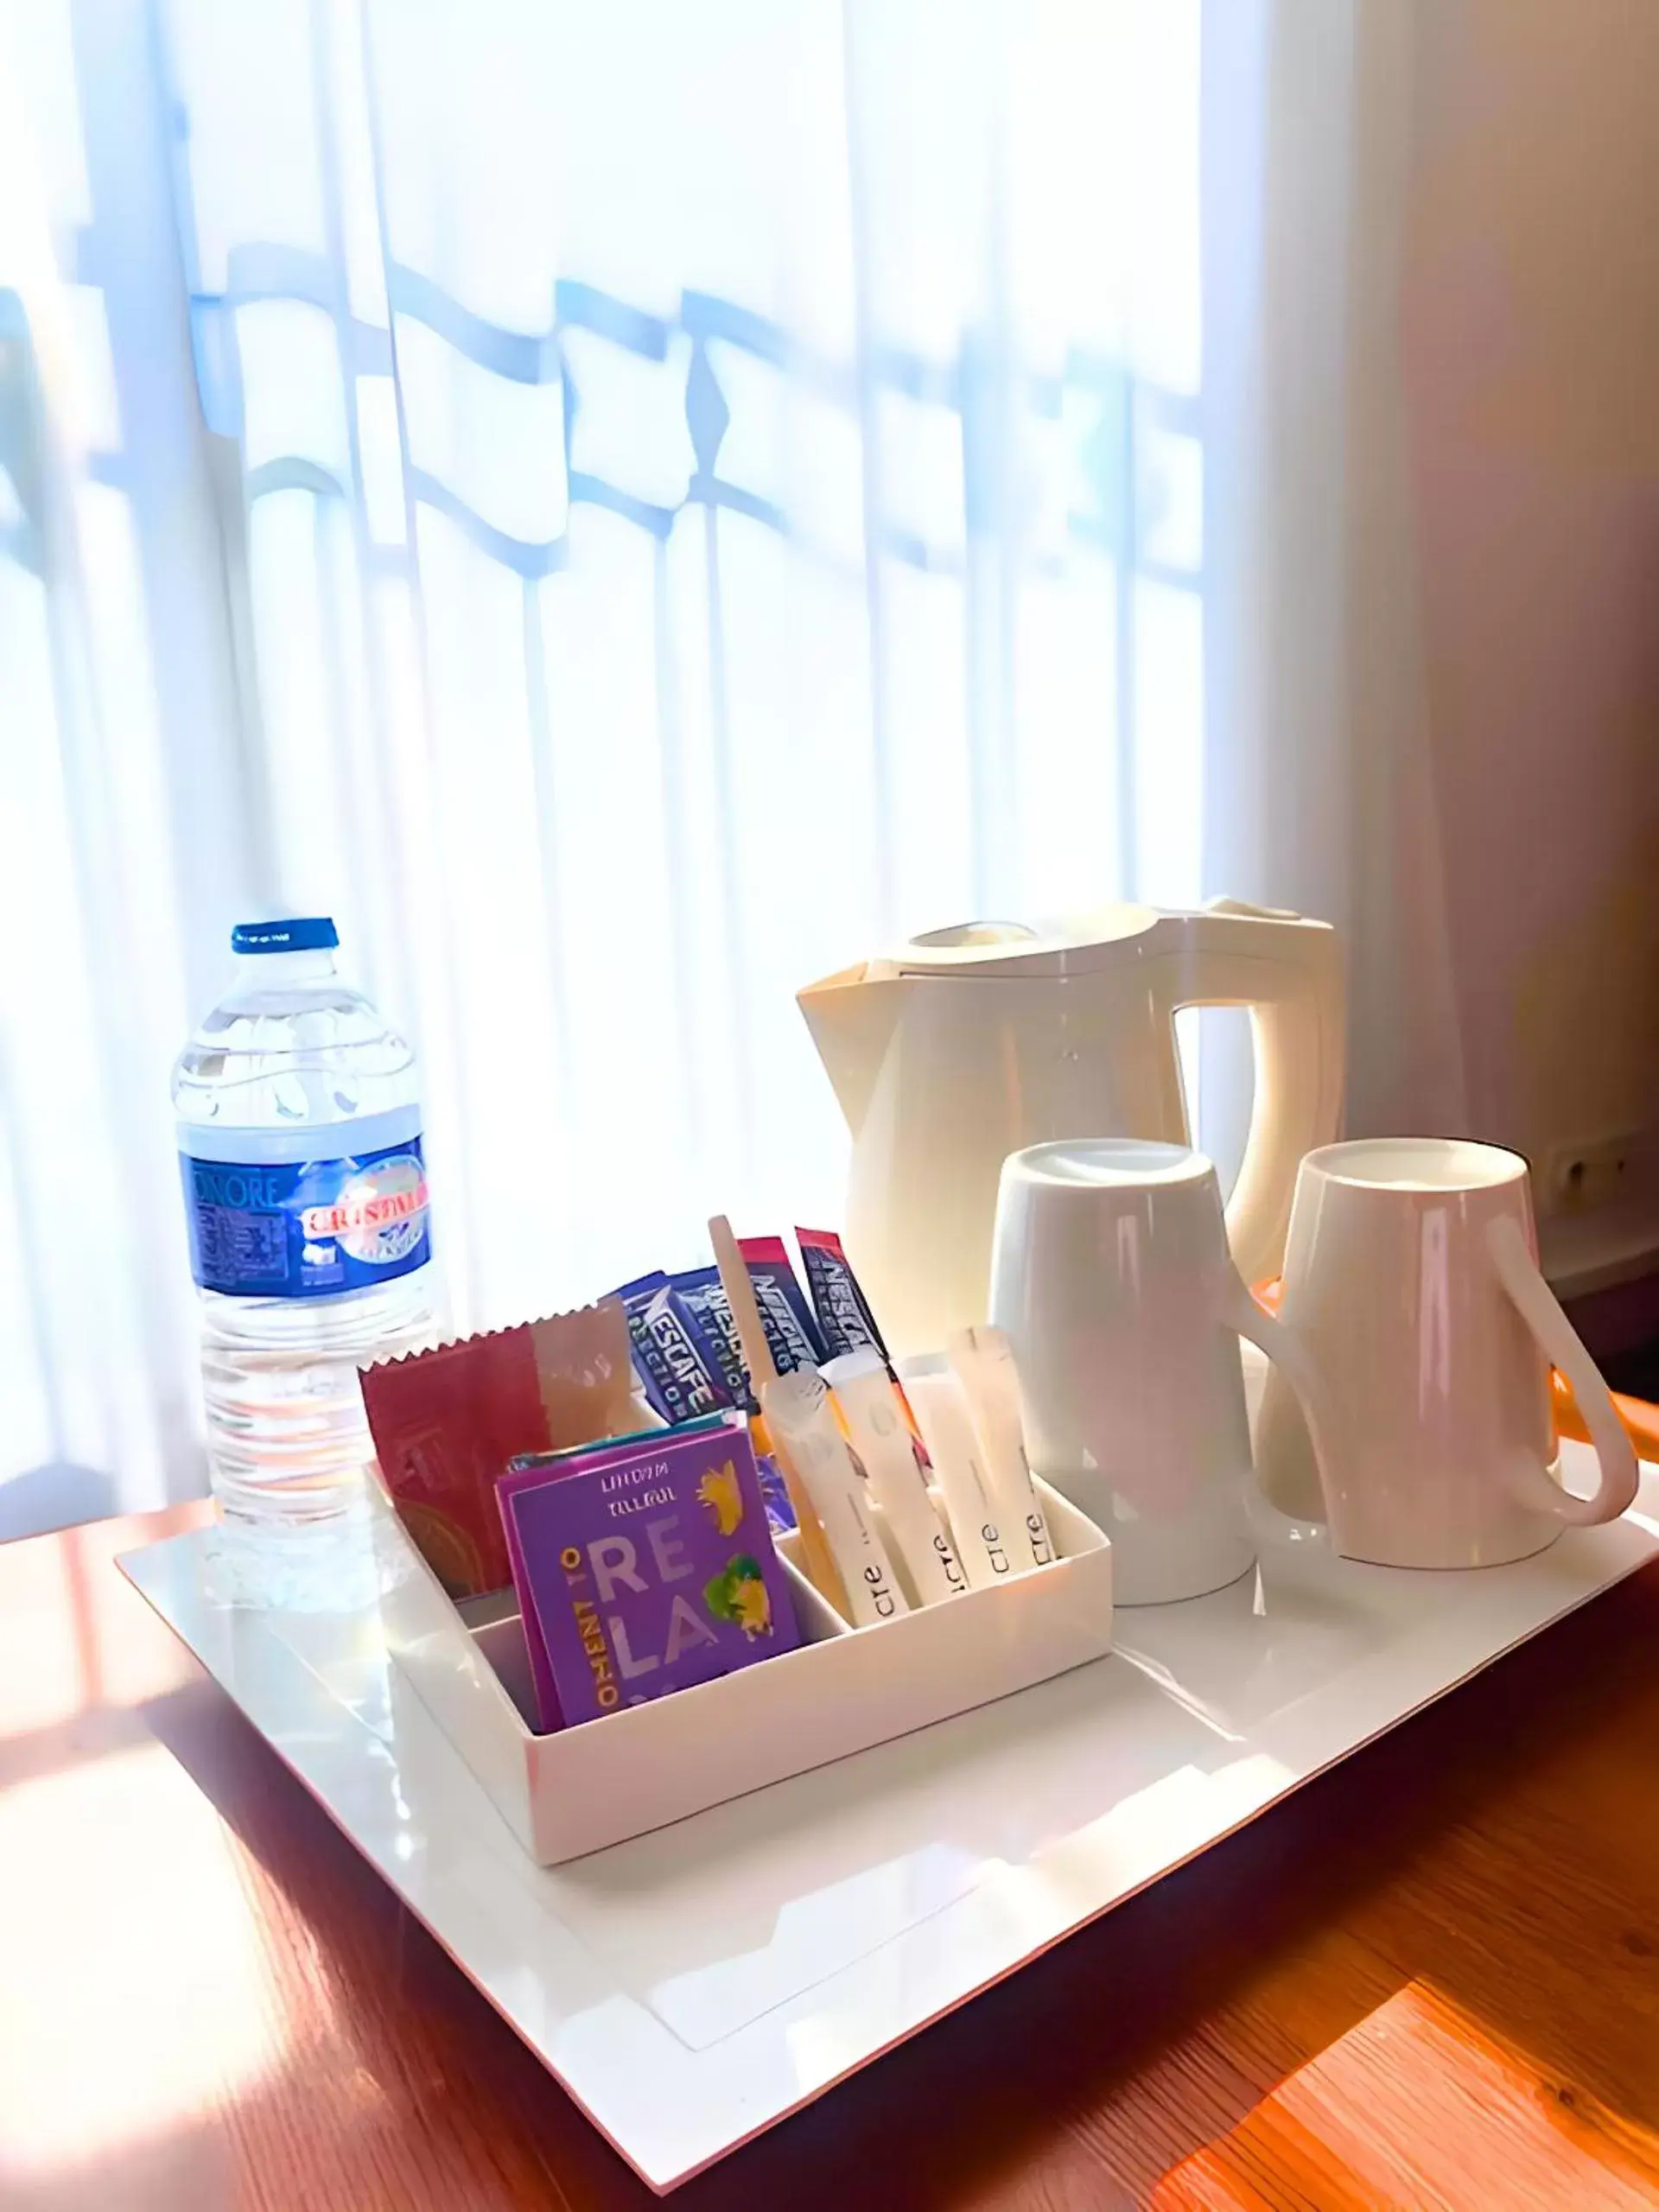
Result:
[614, 1270, 733, 1423]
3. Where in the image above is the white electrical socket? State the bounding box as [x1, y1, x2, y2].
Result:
[1548, 1130, 1641, 1210]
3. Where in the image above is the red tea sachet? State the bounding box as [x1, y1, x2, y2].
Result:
[362, 1300, 635, 1599]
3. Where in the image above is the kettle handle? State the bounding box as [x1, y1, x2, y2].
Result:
[1154, 901, 1344, 1289]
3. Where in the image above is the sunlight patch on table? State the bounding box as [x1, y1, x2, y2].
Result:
[0, 1742, 291, 2171]
[1152, 1980, 1659, 2209]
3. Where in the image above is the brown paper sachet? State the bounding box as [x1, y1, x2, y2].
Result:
[361, 1297, 635, 1599]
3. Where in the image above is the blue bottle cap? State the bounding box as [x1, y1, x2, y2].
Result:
[231, 918, 340, 955]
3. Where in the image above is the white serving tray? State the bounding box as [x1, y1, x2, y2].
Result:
[373, 1475, 1113, 1863]
[120, 1440, 1659, 2196]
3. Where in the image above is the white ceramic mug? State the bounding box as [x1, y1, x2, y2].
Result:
[988, 1138, 1328, 1605]
[1255, 1138, 1638, 1567]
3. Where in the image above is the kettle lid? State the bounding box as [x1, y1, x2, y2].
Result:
[874, 904, 1162, 979]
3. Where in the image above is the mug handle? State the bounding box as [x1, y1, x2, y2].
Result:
[1212, 1262, 1335, 1509]
[1552, 1369, 1659, 1461]
[1260, 1274, 1659, 1468]
[1485, 1215, 1639, 1526]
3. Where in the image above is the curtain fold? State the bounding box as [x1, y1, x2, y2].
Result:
[1, 0, 1395, 1533]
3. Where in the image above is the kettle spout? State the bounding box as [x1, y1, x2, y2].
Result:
[797, 963, 906, 1135]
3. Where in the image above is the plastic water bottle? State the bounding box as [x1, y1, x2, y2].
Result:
[173, 918, 436, 1602]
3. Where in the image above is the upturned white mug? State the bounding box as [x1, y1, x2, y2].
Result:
[988, 1138, 1328, 1605]
[1255, 1137, 1638, 1567]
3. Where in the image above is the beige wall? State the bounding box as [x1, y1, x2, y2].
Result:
[1402, 0, 1659, 1198]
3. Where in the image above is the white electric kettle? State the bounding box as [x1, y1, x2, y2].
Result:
[798, 899, 1344, 1358]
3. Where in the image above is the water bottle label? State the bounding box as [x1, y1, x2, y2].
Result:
[179, 1132, 431, 1298]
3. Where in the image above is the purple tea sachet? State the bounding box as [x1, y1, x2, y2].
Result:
[754, 1452, 797, 1535]
[499, 1414, 800, 1731]
[497, 1414, 739, 1729]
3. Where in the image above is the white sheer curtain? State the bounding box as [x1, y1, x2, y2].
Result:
[1, 0, 1389, 1533]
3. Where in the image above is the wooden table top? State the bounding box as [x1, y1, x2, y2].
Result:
[5, 1507, 1659, 2212]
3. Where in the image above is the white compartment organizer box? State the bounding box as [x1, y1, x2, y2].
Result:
[369, 1474, 1115, 1865]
